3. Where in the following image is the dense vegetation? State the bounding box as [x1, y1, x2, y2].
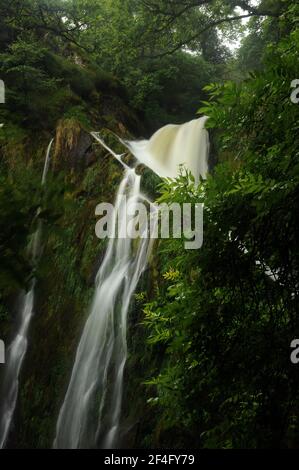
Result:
[140, 1, 299, 448]
[0, 0, 298, 449]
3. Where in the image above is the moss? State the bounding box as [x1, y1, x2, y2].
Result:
[120, 265, 162, 448]
[54, 118, 82, 157]
[43, 52, 126, 102]
[63, 106, 92, 129]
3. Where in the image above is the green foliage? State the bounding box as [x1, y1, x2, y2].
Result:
[0, 38, 59, 125]
[143, 4, 299, 448]
[126, 52, 219, 130]
[0, 166, 40, 293]
[48, 0, 232, 129]
[0, 3, 130, 133]
[0, 157, 67, 297]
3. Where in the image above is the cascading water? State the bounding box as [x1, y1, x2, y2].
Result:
[125, 117, 209, 182]
[54, 167, 156, 449]
[54, 117, 209, 449]
[0, 139, 54, 449]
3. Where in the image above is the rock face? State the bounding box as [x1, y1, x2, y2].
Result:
[52, 116, 139, 172]
[3, 105, 157, 449]
[53, 119, 93, 171]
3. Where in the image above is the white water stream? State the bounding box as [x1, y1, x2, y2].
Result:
[0, 139, 54, 449]
[54, 117, 209, 448]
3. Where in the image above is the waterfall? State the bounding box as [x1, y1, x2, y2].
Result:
[54, 117, 209, 449]
[125, 117, 209, 182]
[0, 139, 54, 449]
[54, 168, 156, 449]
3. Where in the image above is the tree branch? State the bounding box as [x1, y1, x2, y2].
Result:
[145, 13, 260, 58]
[141, 0, 278, 17]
